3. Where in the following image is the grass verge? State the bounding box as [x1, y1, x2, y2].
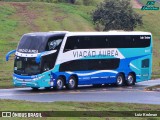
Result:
[0, 100, 160, 119]
[145, 85, 160, 91]
[0, 2, 160, 89]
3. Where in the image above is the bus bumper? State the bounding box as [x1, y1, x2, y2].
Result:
[13, 74, 52, 88]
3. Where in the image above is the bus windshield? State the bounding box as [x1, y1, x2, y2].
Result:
[17, 34, 63, 53]
[17, 35, 47, 54]
[14, 57, 41, 76]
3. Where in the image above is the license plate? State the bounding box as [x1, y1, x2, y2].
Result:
[22, 83, 26, 86]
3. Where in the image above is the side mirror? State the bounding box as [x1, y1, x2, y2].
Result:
[35, 50, 57, 63]
[35, 51, 46, 63]
[6, 50, 16, 61]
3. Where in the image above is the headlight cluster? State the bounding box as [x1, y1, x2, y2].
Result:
[13, 75, 44, 81]
[32, 75, 44, 81]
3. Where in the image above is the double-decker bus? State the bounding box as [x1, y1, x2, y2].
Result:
[6, 31, 152, 90]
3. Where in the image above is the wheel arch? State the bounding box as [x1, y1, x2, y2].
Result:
[118, 72, 125, 78]
[58, 75, 66, 85]
[70, 74, 78, 84]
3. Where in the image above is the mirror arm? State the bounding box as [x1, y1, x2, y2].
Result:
[35, 51, 47, 63]
[6, 50, 16, 61]
[35, 50, 57, 63]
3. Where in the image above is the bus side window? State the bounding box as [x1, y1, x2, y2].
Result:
[48, 40, 57, 50]
[64, 36, 79, 52]
[142, 59, 149, 68]
[46, 37, 63, 51]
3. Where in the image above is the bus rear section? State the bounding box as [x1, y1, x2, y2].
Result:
[55, 32, 152, 89]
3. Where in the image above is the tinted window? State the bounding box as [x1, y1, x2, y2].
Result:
[142, 59, 149, 68]
[107, 35, 151, 48]
[14, 57, 41, 76]
[64, 35, 151, 52]
[17, 35, 46, 53]
[59, 59, 120, 71]
[46, 36, 64, 51]
[43, 36, 64, 71]
[41, 53, 58, 72]
[64, 36, 107, 52]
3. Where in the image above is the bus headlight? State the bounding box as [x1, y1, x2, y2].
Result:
[33, 78, 39, 81]
[33, 75, 44, 81]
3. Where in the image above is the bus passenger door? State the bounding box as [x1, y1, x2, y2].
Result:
[141, 58, 150, 80]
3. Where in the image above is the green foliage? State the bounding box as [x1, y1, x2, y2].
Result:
[82, 0, 97, 6]
[55, 0, 103, 6]
[0, 100, 160, 111]
[0, 100, 160, 120]
[2, 0, 57, 2]
[0, 2, 95, 88]
[2, 0, 32, 1]
[55, 0, 76, 4]
[0, 2, 160, 88]
[92, 0, 143, 31]
[0, 5, 18, 88]
[1, 0, 104, 5]
[55, 0, 104, 5]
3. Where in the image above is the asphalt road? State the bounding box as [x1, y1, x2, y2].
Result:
[0, 79, 159, 104]
[157, 0, 160, 3]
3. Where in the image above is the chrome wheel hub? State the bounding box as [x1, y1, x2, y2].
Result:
[69, 79, 75, 88]
[57, 79, 63, 88]
[117, 76, 123, 85]
[128, 75, 133, 84]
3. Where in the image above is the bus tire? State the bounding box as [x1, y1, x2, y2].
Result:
[45, 87, 51, 90]
[126, 73, 135, 86]
[92, 84, 102, 88]
[116, 73, 125, 86]
[56, 77, 64, 90]
[67, 76, 77, 90]
[31, 87, 39, 91]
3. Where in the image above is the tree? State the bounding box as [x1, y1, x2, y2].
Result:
[92, 0, 143, 31]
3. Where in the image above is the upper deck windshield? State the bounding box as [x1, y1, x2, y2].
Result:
[17, 33, 65, 53]
[17, 34, 47, 54]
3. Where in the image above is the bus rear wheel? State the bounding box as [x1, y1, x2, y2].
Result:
[116, 73, 125, 86]
[126, 73, 135, 86]
[67, 76, 77, 90]
[56, 77, 64, 90]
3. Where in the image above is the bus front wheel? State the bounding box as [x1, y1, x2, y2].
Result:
[31, 87, 39, 91]
[67, 76, 77, 90]
[126, 73, 135, 86]
[56, 77, 64, 90]
[116, 73, 125, 86]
